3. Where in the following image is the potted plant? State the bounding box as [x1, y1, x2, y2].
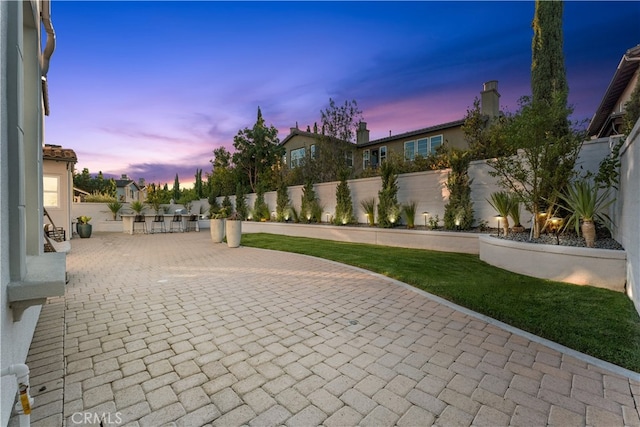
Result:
[487, 191, 514, 237]
[107, 200, 123, 220]
[77, 216, 92, 238]
[557, 179, 614, 248]
[209, 205, 227, 244]
[225, 211, 242, 248]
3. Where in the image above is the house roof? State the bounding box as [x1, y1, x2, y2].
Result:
[115, 179, 141, 190]
[279, 128, 323, 146]
[587, 44, 640, 137]
[357, 119, 465, 148]
[43, 144, 77, 163]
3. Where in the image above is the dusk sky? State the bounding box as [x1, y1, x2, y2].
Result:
[45, 1, 640, 188]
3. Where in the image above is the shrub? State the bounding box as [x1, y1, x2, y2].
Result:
[360, 198, 376, 226]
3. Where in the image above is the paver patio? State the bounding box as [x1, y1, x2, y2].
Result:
[10, 231, 640, 426]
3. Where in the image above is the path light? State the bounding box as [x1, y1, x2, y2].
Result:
[455, 218, 461, 231]
[550, 216, 562, 245]
[422, 211, 429, 228]
[494, 215, 502, 237]
[366, 213, 370, 226]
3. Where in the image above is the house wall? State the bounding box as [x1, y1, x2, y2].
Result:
[356, 126, 466, 167]
[43, 159, 73, 240]
[1, 2, 47, 425]
[615, 118, 639, 313]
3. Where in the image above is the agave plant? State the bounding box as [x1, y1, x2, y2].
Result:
[557, 179, 614, 247]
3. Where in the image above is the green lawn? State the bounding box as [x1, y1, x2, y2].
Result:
[241, 233, 640, 373]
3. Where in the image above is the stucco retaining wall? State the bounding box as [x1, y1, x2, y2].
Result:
[479, 235, 627, 292]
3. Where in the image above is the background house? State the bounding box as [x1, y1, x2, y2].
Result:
[280, 81, 502, 176]
[43, 144, 77, 241]
[115, 174, 145, 203]
[1, 1, 65, 424]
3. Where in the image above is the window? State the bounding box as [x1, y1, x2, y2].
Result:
[290, 147, 305, 168]
[404, 141, 415, 161]
[417, 138, 428, 158]
[310, 144, 316, 159]
[405, 135, 444, 160]
[363, 150, 370, 169]
[43, 175, 59, 208]
[345, 151, 353, 168]
[379, 146, 387, 163]
[430, 135, 443, 153]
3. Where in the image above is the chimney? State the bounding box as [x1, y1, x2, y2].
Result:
[481, 80, 500, 118]
[356, 122, 369, 144]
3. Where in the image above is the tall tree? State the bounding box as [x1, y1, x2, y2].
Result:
[310, 99, 362, 183]
[531, 0, 569, 136]
[232, 107, 283, 193]
[377, 161, 399, 228]
[209, 146, 235, 197]
[194, 169, 204, 199]
[172, 174, 181, 202]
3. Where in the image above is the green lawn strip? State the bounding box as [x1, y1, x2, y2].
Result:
[242, 233, 640, 372]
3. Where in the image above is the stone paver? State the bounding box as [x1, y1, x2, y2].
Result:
[8, 231, 640, 426]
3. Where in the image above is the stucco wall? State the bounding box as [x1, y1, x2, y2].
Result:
[1, 2, 47, 426]
[615, 120, 639, 313]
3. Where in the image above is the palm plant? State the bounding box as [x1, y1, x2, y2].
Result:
[487, 191, 515, 236]
[557, 179, 614, 247]
[130, 200, 145, 215]
[107, 200, 123, 220]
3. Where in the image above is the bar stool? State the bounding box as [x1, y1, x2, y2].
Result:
[133, 215, 147, 234]
[151, 214, 166, 233]
[170, 214, 184, 232]
[185, 214, 199, 232]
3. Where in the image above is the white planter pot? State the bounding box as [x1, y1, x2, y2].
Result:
[210, 219, 226, 243]
[226, 220, 242, 248]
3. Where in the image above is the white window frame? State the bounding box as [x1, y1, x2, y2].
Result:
[345, 150, 353, 168]
[43, 175, 60, 208]
[404, 141, 415, 161]
[405, 135, 444, 160]
[290, 147, 305, 168]
[363, 149, 370, 169]
[379, 146, 387, 163]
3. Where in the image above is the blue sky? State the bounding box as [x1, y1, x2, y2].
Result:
[45, 1, 640, 187]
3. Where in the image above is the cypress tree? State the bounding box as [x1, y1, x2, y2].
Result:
[377, 162, 399, 228]
[444, 150, 474, 230]
[334, 172, 355, 225]
[172, 174, 181, 202]
[531, 0, 567, 108]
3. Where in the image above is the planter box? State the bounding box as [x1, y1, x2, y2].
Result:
[242, 222, 481, 254]
[479, 235, 627, 292]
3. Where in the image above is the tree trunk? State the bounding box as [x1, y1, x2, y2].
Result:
[582, 220, 596, 248]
